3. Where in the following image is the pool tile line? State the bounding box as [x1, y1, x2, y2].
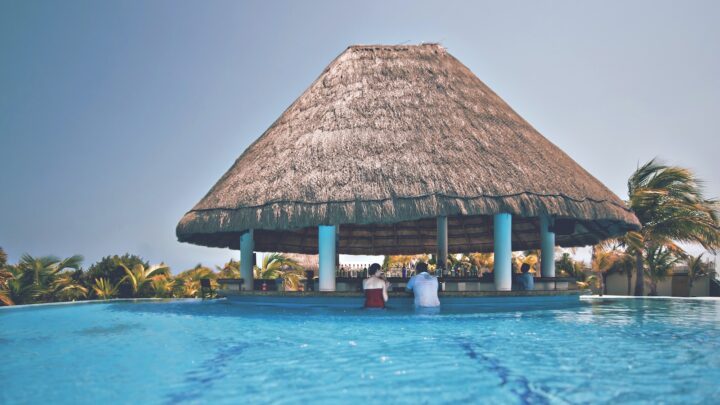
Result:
[164, 341, 250, 404]
[455, 337, 552, 405]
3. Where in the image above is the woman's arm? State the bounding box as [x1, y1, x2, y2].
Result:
[382, 282, 389, 302]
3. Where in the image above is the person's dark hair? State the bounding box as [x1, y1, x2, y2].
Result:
[368, 263, 381, 276]
[415, 261, 428, 273]
[521, 263, 531, 273]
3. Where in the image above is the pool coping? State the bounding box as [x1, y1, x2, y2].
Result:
[0, 297, 199, 310]
[581, 295, 720, 301]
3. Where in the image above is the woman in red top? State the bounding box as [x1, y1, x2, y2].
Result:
[363, 263, 389, 308]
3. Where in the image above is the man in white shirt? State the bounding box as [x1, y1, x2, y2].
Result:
[405, 262, 440, 307]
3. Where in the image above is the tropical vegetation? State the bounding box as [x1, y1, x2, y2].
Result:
[253, 253, 303, 290]
[622, 159, 718, 295]
[0, 249, 307, 306]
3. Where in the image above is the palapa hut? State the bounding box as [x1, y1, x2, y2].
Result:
[177, 44, 639, 292]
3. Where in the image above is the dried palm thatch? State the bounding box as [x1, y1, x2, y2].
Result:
[177, 44, 640, 254]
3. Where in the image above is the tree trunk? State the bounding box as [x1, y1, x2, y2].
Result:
[634, 251, 644, 296]
[649, 281, 657, 296]
[687, 278, 694, 297]
[627, 269, 632, 296]
[602, 273, 608, 296]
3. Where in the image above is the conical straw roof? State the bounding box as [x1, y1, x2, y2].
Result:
[177, 44, 639, 254]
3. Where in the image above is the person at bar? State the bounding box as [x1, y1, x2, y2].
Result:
[405, 261, 440, 308]
[515, 263, 535, 291]
[363, 263, 388, 308]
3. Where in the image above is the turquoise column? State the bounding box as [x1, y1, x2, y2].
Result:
[540, 215, 556, 278]
[493, 213, 512, 291]
[240, 230, 254, 291]
[319, 225, 337, 291]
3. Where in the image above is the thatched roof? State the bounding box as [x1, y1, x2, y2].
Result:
[177, 44, 640, 254]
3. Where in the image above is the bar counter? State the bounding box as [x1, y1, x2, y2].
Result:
[218, 289, 586, 298]
[218, 276, 579, 296]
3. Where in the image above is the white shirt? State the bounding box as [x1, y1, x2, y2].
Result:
[406, 272, 440, 307]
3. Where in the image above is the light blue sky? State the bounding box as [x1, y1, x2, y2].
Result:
[1, 0, 718, 271]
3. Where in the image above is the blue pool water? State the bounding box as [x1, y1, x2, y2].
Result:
[1, 296, 719, 404]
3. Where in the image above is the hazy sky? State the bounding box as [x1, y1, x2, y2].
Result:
[1, 0, 718, 271]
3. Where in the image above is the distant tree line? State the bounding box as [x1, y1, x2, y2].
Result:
[0, 250, 304, 306]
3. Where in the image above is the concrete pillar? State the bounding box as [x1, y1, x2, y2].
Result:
[494, 213, 512, 291]
[319, 225, 337, 291]
[240, 230, 254, 291]
[540, 215, 556, 278]
[437, 216, 448, 275]
[335, 224, 341, 272]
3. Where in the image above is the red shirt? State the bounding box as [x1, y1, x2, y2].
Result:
[364, 288, 385, 308]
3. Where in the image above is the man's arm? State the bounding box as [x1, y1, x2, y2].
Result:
[405, 276, 415, 292]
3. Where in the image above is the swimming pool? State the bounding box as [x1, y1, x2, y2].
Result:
[1, 296, 719, 404]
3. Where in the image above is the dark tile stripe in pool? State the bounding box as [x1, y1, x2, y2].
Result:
[75, 323, 143, 336]
[456, 337, 550, 405]
[164, 341, 249, 404]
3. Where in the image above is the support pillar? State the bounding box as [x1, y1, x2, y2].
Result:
[540, 215, 556, 278]
[437, 216, 448, 275]
[494, 213, 512, 291]
[240, 230, 254, 291]
[319, 225, 337, 292]
[335, 224, 341, 273]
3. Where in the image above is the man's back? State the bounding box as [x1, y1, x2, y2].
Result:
[406, 272, 440, 307]
[521, 273, 534, 290]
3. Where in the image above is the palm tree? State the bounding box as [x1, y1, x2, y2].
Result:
[1, 266, 35, 306]
[120, 263, 169, 297]
[255, 253, 304, 290]
[644, 245, 680, 296]
[466, 253, 494, 273]
[614, 251, 635, 295]
[13, 254, 84, 302]
[0, 249, 12, 305]
[685, 253, 715, 297]
[513, 251, 538, 274]
[627, 160, 719, 295]
[177, 279, 200, 298]
[150, 275, 176, 298]
[382, 255, 415, 270]
[93, 278, 119, 300]
[175, 264, 216, 298]
[0, 268, 13, 306]
[0, 247, 7, 268]
[18, 254, 83, 288]
[52, 272, 88, 301]
[1, 275, 42, 305]
[216, 259, 241, 278]
[556, 253, 577, 277]
[591, 246, 617, 295]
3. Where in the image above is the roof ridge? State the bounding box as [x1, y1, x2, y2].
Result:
[347, 43, 444, 51]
